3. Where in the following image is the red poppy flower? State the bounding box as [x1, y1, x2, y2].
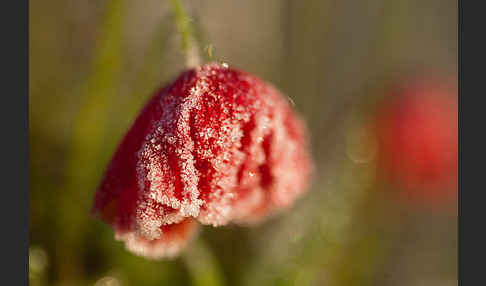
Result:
[92, 62, 314, 259]
[373, 77, 457, 207]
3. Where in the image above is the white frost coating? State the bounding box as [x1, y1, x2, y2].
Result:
[134, 213, 162, 240]
[135, 145, 182, 239]
[129, 63, 310, 242]
[198, 190, 235, 226]
[114, 222, 199, 259]
[132, 66, 223, 240]
[231, 186, 265, 224]
[229, 113, 270, 223]
[269, 106, 306, 209]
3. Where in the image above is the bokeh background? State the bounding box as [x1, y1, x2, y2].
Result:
[29, 0, 458, 285]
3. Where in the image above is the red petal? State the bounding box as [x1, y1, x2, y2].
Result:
[116, 218, 200, 259]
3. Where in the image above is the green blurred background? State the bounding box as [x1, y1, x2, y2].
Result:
[29, 0, 457, 285]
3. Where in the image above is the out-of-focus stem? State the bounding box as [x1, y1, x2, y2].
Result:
[183, 238, 226, 286]
[169, 0, 201, 68]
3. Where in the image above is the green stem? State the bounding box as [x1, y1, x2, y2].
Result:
[183, 238, 226, 286]
[170, 0, 201, 68]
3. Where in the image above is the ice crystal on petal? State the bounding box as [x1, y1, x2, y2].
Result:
[116, 219, 199, 260]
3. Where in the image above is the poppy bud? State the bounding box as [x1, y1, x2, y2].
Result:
[92, 63, 314, 258]
[373, 77, 457, 207]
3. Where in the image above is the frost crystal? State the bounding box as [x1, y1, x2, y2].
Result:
[92, 62, 314, 259]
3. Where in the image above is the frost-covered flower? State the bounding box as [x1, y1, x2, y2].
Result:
[92, 63, 314, 259]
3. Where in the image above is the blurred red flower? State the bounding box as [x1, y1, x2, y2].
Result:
[92, 63, 314, 259]
[373, 76, 458, 207]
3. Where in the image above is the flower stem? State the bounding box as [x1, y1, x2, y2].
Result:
[170, 0, 201, 68]
[183, 238, 226, 286]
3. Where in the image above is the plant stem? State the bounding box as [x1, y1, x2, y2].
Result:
[183, 238, 226, 286]
[170, 0, 201, 68]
